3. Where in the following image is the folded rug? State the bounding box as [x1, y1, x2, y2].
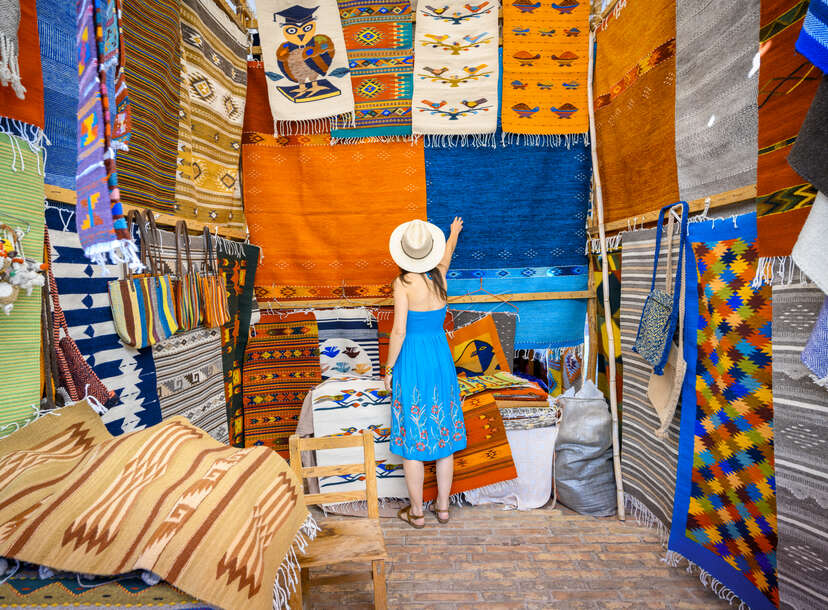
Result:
[257, 0, 356, 134]
[0, 400, 314, 610]
[796, 0, 828, 73]
[412, 0, 498, 145]
[792, 191, 828, 294]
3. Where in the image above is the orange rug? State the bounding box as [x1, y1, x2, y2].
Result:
[593, 0, 679, 224]
[0, 0, 44, 130]
[242, 137, 427, 302]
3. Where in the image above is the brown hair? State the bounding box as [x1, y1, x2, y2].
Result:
[397, 267, 448, 303]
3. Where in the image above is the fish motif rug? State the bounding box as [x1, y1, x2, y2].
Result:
[593, 0, 679, 224]
[756, 0, 819, 259]
[447, 314, 510, 376]
[257, 0, 355, 134]
[118, 0, 180, 215]
[412, 0, 498, 144]
[0, 0, 44, 133]
[45, 202, 163, 436]
[501, 0, 589, 144]
[0, 400, 313, 610]
[771, 284, 828, 610]
[590, 248, 623, 405]
[422, 392, 517, 502]
[314, 308, 380, 378]
[243, 137, 426, 302]
[0, 135, 45, 436]
[330, 0, 414, 141]
[152, 328, 228, 444]
[310, 376, 407, 499]
[175, 0, 248, 231]
[675, 0, 759, 202]
[242, 312, 322, 458]
[449, 309, 517, 362]
[669, 212, 778, 610]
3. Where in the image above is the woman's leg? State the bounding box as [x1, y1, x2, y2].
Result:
[435, 454, 454, 511]
[403, 458, 425, 524]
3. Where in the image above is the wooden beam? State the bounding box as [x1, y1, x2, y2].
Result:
[44, 184, 75, 204]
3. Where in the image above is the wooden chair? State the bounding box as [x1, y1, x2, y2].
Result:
[288, 433, 388, 610]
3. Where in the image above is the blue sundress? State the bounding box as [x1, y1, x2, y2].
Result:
[389, 305, 467, 461]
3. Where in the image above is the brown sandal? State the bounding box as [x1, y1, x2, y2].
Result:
[429, 505, 450, 524]
[397, 506, 425, 529]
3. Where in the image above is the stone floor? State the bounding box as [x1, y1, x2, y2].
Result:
[307, 503, 732, 609]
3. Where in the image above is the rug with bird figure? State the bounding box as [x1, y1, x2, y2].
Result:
[314, 308, 380, 378]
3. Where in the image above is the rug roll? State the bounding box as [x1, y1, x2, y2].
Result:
[771, 284, 828, 610]
[788, 74, 828, 195]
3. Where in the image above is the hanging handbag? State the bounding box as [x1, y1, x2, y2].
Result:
[142, 210, 180, 337]
[198, 226, 230, 328]
[633, 202, 688, 374]
[172, 220, 202, 331]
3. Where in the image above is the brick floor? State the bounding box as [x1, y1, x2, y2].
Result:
[306, 503, 731, 609]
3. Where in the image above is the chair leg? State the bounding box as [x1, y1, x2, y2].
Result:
[372, 560, 387, 610]
[301, 567, 311, 610]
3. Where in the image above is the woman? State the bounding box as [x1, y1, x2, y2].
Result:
[384, 217, 466, 528]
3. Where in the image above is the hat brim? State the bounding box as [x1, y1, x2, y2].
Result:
[389, 221, 447, 274]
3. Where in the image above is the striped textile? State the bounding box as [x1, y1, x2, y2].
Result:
[45, 201, 163, 435]
[314, 308, 380, 377]
[0, 135, 45, 435]
[771, 284, 828, 610]
[118, 0, 180, 214]
[619, 226, 683, 535]
[152, 327, 228, 443]
[176, 0, 247, 230]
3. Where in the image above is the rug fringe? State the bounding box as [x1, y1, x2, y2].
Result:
[518, 342, 584, 362]
[320, 497, 405, 515]
[585, 233, 622, 254]
[500, 132, 589, 148]
[0, 126, 49, 176]
[83, 239, 144, 273]
[423, 133, 497, 149]
[624, 493, 669, 547]
[274, 116, 338, 137]
[810, 373, 828, 389]
[272, 513, 320, 610]
[662, 549, 750, 609]
[752, 255, 811, 288]
[0, 33, 25, 99]
[596, 0, 628, 31]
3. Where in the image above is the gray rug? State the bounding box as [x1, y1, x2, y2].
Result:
[771, 284, 828, 610]
[789, 75, 828, 194]
[675, 0, 759, 201]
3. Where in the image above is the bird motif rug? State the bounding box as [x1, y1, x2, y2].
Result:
[257, 0, 356, 134]
[330, 0, 414, 141]
[314, 308, 380, 378]
[412, 0, 498, 144]
[501, 0, 589, 144]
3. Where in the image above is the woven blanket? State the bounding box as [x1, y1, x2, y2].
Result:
[217, 239, 260, 448]
[242, 313, 322, 458]
[257, 0, 355, 134]
[796, 0, 828, 72]
[422, 392, 517, 502]
[330, 0, 414, 140]
[314, 308, 379, 378]
[802, 296, 828, 387]
[176, 0, 248, 231]
[792, 192, 828, 294]
[243, 137, 426, 302]
[310, 375, 407, 498]
[0, 401, 312, 610]
[771, 284, 828, 609]
[456, 371, 533, 399]
[501, 0, 589, 144]
[45, 202, 163, 435]
[788, 75, 828, 195]
[618, 226, 685, 536]
[756, 0, 819, 257]
[590, 248, 623, 404]
[669, 212, 778, 610]
[412, 0, 497, 143]
[425, 135, 590, 268]
[0, 0, 43, 130]
[118, 0, 180, 215]
[450, 310, 517, 362]
[593, 0, 679, 224]
[152, 328, 228, 443]
[543, 343, 582, 397]
[0, 135, 45, 436]
[675, 0, 759, 202]
[37, 0, 77, 189]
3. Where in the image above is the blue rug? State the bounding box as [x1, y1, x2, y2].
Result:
[37, 0, 77, 190]
[45, 201, 162, 435]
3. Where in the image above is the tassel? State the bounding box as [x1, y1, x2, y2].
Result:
[0, 33, 25, 99]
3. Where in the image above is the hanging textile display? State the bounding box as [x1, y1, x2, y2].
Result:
[593, 0, 679, 224]
[330, 0, 414, 141]
[796, 0, 828, 72]
[755, 0, 819, 259]
[118, 0, 180, 214]
[176, 0, 248, 231]
[771, 284, 828, 610]
[94, 0, 131, 149]
[45, 202, 163, 435]
[217, 239, 260, 448]
[242, 312, 322, 458]
[314, 308, 379, 378]
[411, 0, 498, 145]
[38, 0, 78, 189]
[788, 75, 828, 195]
[0, 134, 45, 436]
[257, 0, 356, 134]
[668, 212, 778, 610]
[590, 248, 622, 404]
[674, 0, 759, 202]
[446, 314, 510, 376]
[501, 0, 589, 145]
[449, 310, 517, 364]
[542, 344, 583, 397]
[618, 226, 684, 538]
[243, 137, 426, 302]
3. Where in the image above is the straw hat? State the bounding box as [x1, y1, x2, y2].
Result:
[388, 220, 446, 273]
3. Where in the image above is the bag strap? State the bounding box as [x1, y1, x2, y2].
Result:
[202, 226, 215, 275]
[142, 210, 168, 275]
[650, 202, 688, 292]
[127, 209, 156, 276]
[174, 220, 194, 277]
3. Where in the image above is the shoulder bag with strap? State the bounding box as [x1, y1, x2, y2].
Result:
[199, 226, 230, 328]
[142, 210, 179, 337]
[173, 220, 202, 331]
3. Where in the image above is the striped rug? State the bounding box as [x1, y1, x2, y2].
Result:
[314, 308, 380, 378]
[619, 226, 683, 537]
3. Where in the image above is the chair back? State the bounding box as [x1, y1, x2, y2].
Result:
[288, 432, 379, 519]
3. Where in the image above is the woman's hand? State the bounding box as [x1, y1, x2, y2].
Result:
[450, 216, 463, 236]
[384, 373, 392, 393]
